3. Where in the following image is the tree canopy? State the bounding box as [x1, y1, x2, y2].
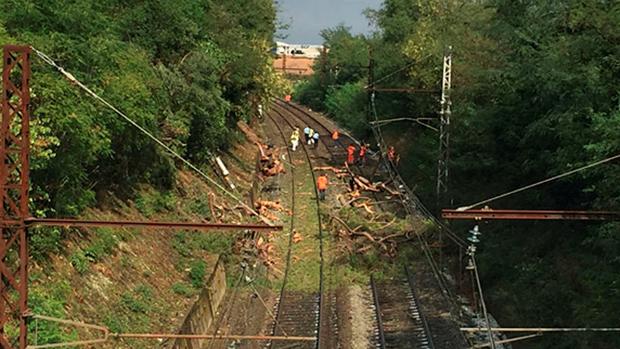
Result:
[0, 0, 278, 216]
[295, 1, 620, 347]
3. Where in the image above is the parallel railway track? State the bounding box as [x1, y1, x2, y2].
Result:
[273, 99, 360, 165]
[371, 267, 435, 349]
[263, 106, 327, 349]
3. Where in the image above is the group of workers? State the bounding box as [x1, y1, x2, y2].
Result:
[345, 143, 369, 166]
[288, 124, 401, 202]
[289, 127, 320, 150]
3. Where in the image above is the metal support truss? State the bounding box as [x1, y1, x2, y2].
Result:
[0, 44, 283, 349]
[1, 45, 31, 349]
[436, 47, 452, 205]
[441, 209, 620, 221]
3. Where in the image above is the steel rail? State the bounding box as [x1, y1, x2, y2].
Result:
[369, 275, 387, 349]
[274, 99, 360, 152]
[461, 327, 620, 333]
[405, 266, 435, 349]
[265, 108, 299, 346]
[273, 100, 340, 159]
[369, 94, 470, 347]
[441, 209, 620, 221]
[273, 100, 389, 215]
[23, 218, 281, 231]
[268, 106, 326, 349]
[114, 333, 317, 341]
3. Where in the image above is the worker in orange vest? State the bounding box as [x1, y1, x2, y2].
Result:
[387, 146, 396, 162]
[331, 130, 339, 141]
[346, 144, 356, 165]
[358, 143, 368, 166]
[386, 146, 400, 170]
[317, 174, 329, 201]
[284, 94, 292, 103]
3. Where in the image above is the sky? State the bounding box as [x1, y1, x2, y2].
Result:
[276, 0, 382, 45]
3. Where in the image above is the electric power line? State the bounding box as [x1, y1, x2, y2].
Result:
[31, 47, 268, 223]
[458, 153, 620, 211]
[364, 61, 416, 88]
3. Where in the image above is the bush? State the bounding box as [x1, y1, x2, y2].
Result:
[189, 260, 207, 288]
[84, 229, 119, 261]
[324, 82, 368, 136]
[121, 285, 153, 313]
[172, 282, 195, 297]
[28, 280, 77, 345]
[70, 250, 90, 274]
[30, 227, 64, 261]
[135, 190, 176, 217]
[294, 78, 327, 111]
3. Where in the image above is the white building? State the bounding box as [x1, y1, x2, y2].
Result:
[274, 41, 324, 59]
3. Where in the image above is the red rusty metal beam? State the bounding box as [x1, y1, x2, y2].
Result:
[23, 218, 282, 231]
[442, 209, 620, 221]
[367, 87, 440, 93]
[1, 44, 31, 349]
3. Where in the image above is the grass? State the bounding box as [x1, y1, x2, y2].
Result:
[103, 284, 159, 336]
[271, 152, 323, 292]
[83, 228, 119, 261]
[70, 250, 90, 274]
[134, 188, 175, 217]
[189, 259, 208, 288]
[172, 282, 195, 297]
[28, 278, 78, 345]
[173, 231, 235, 258]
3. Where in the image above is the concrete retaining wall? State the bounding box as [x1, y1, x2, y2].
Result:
[171, 256, 226, 349]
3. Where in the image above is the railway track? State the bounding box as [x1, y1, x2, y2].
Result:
[263, 106, 327, 349]
[371, 267, 435, 349]
[273, 99, 360, 165]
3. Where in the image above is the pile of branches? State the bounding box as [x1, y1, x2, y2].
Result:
[256, 142, 285, 177]
[323, 163, 432, 256]
[328, 209, 417, 257]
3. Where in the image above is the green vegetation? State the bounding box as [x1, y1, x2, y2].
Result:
[28, 279, 77, 345]
[104, 284, 158, 334]
[172, 282, 195, 297]
[189, 259, 207, 288]
[297, 1, 620, 347]
[70, 250, 90, 274]
[0, 1, 277, 345]
[0, 0, 278, 217]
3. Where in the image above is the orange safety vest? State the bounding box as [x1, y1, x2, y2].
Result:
[359, 146, 367, 157]
[284, 94, 292, 102]
[387, 149, 395, 161]
[347, 145, 356, 155]
[317, 176, 328, 190]
[347, 145, 356, 164]
[332, 131, 339, 140]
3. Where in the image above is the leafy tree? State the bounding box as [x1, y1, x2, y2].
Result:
[0, 0, 277, 215]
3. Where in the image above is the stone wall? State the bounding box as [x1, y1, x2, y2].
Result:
[171, 256, 226, 349]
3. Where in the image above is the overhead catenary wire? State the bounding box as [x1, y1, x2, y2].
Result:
[364, 61, 416, 89]
[458, 153, 620, 211]
[31, 47, 268, 223]
[369, 92, 465, 314]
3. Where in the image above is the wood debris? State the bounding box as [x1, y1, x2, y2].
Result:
[237, 121, 262, 144]
[352, 200, 375, 214]
[329, 213, 408, 257]
[256, 142, 286, 177]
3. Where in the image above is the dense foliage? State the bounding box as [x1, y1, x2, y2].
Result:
[296, 1, 620, 348]
[0, 0, 277, 217]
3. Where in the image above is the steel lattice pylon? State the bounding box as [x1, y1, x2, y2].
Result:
[0, 45, 31, 349]
[437, 48, 452, 204]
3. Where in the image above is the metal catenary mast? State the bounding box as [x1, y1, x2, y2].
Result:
[437, 47, 452, 204]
